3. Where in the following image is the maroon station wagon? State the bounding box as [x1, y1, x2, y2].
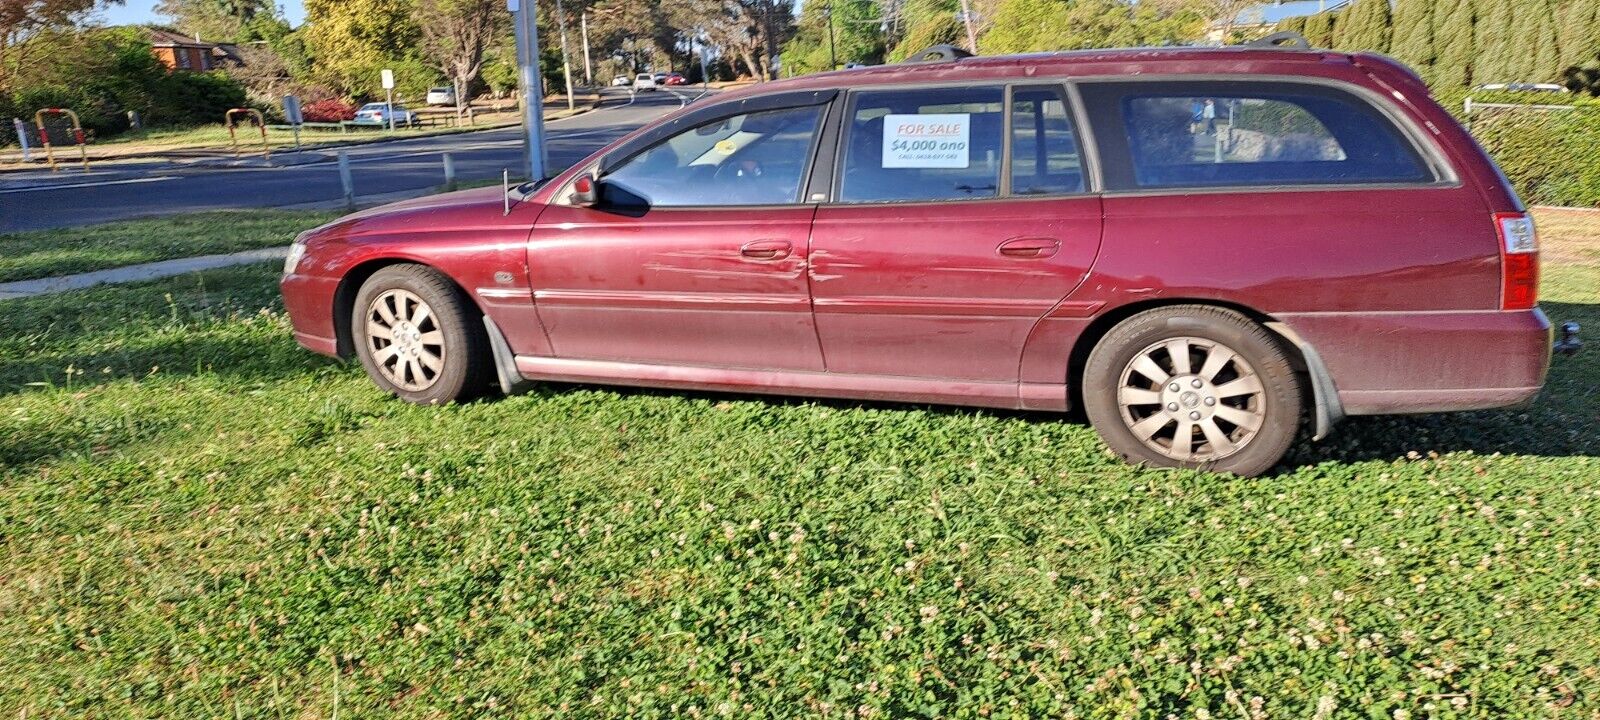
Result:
[281, 39, 1567, 476]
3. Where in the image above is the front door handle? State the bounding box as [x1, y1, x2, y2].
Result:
[997, 237, 1061, 259]
[740, 240, 792, 260]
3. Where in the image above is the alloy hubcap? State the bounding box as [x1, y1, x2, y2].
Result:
[1116, 337, 1266, 462]
[366, 289, 445, 391]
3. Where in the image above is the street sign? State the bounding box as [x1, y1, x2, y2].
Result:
[381, 69, 395, 90]
[282, 95, 303, 125]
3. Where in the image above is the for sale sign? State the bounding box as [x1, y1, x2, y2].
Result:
[881, 113, 970, 169]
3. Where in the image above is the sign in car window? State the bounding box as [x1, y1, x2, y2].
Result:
[882, 113, 970, 168]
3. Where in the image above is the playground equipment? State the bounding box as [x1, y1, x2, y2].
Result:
[33, 108, 89, 172]
[225, 108, 271, 162]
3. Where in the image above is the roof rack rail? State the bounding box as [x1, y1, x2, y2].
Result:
[1243, 31, 1313, 50]
[902, 44, 974, 63]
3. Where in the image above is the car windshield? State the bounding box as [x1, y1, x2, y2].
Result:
[637, 74, 651, 80]
[430, 87, 450, 93]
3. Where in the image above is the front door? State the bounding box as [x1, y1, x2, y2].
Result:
[809, 84, 1104, 382]
[528, 102, 829, 371]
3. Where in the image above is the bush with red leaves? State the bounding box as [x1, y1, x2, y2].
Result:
[301, 98, 357, 123]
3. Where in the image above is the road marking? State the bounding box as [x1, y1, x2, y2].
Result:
[665, 89, 692, 107]
[0, 175, 175, 194]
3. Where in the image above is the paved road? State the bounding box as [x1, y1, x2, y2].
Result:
[0, 88, 701, 232]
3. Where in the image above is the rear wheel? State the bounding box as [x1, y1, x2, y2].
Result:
[352, 265, 493, 405]
[1083, 305, 1302, 476]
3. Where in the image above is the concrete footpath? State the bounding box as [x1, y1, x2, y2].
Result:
[0, 184, 445, 301]
[0, 247, 289, 301]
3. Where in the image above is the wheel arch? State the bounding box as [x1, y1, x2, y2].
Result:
[331, 258, 483, 360]
[1066, 298, 1344, 439]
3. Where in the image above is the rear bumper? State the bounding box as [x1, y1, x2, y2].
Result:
[1277, 308, 1551, 415]
[280, 272, 342, 359]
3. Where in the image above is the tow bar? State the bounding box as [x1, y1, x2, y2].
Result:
[1555, 321, 1582, 356]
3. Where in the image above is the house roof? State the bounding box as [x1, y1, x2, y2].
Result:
[144, 26, 214, 48]
[1224, 0, 1352, 27]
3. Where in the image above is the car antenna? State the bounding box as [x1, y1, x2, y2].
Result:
[503, 169, 511, 216]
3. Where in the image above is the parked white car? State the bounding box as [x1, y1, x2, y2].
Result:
[611, 75, 632, 86]
[633, 73, 657, 91]
[353, 103, 416, 126]
[425, 86, 457, 105]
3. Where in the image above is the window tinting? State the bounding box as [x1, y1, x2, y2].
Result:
[1009, 86, 1085, 195]
[839, 86, 1004, 203]
[1093, 83, 1432, 190]
[601, 104, 823, 207]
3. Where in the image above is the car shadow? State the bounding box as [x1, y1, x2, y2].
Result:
[532, 300, 1599, 473]
[1280, 300, 1598, 468]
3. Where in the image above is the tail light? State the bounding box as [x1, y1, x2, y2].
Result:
[1495, 212, 1539, 310]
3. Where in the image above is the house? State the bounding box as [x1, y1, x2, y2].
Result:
[144, 27, 244, 72]
[1205, 0, 1353, 42]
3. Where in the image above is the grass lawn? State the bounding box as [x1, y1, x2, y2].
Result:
[0, 211, 1596, 718]
[0, 211, 337, 283]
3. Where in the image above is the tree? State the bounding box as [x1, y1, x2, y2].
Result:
[1506, 0, 1560, 81]
[1332, 0, 1390, 52]
[1, 0, 122, 92]
[781, 0, 886, 74]
[1300, 10, 1338, 48]
[1389, 0, 1434, 80]
[1472, 0, 1512, 82]
[301, 0, 426, 97]
[155, 0, 273, 41]
[1558, 0, 1600, 71]
[886, 0, 961, 61]
[1432, 0, 1474, 86]
[413, 0, 504, 108]
[981, 0, 1204, 53]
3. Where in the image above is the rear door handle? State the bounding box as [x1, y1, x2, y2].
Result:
[740, 240, 792, 260]
[997, 237, 1060, 258]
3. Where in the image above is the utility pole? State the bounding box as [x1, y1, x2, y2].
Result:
[580, 11, 593, 86]
[824, 3, 837, 70]
[957, 0, 979, 53]
[555, 0, 576, 110]
[553, 0, 579, 109]
[510, 0, 547, 181]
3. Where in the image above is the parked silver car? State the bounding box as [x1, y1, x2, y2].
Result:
[425, 87, 457, 105]
[353, 103, 416, 126]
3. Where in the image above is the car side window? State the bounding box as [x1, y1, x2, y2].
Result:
[1084, 82, 1433, 190]
[1009, 86, 1085, 195]
[602, 104, 824, 207]
[838, 86, 1005, 203]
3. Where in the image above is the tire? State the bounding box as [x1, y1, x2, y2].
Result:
[1082, 305, 1302, 476]
[351, 265, 494, 405]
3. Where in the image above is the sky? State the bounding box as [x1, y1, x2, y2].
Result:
[96, 0, 308, 29]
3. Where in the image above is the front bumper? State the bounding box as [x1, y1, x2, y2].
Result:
[280, 272, 342, 358]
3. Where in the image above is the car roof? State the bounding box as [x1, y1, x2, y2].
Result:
[708, 46, 1360, 103]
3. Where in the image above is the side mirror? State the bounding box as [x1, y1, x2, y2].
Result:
[569, 173, 599, 207]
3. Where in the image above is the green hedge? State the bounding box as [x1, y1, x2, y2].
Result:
[1438, 90, 1600, 207]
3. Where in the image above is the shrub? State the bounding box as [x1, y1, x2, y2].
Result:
[1465, 104, 1600, 206]
[148, 70, 249, 126]
[301, 97, 356, 122]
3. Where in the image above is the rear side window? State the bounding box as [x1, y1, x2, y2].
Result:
[1082, 81, 1434, 190]
[839, 86, 1005, 203]
[1009, 85, 1086, 195]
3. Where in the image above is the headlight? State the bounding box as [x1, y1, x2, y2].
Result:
[283, 232, 311, 275]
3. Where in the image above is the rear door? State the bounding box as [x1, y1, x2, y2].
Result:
[808, 84, 1104, 383]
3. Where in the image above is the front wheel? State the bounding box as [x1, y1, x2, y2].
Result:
[1082, 305, 1302, 476]
[352, 265, 493, 405]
